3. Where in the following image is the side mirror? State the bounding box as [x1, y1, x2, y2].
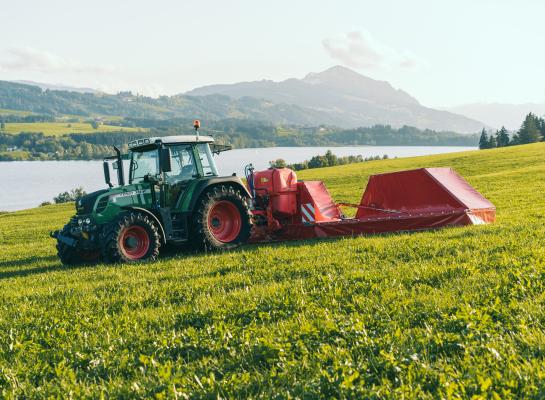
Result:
[160, 148, 172, 173]
[103, 161, 113, 188]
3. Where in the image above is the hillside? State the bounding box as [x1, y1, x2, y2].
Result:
[187, 66, 485, 133]
[0, 67, 486, 132]
[1, 122, 145, 136]
[0, 80, 326, 125]
[13, 80, 99, 94]
[1, 144, 545, 397]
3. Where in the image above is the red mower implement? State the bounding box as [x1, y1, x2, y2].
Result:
[246, 166, 495, 243]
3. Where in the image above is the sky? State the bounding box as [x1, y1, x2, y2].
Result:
[0, 0, 544, 107]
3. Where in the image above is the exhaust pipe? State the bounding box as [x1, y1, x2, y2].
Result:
[113, 146, 125, 186]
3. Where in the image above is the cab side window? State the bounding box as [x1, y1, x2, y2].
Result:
[166, 146, 196, 183]
[196, 144, 218, 176]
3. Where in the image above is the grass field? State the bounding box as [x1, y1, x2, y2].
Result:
[1, 143, 545, 398]
[0, 122, 146, 136]
[0, 108, 37, 116]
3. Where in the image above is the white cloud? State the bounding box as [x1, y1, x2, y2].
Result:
[322, 30, 424, 71]
[0, 46, 115, 75]
[0, 46, 170, 97]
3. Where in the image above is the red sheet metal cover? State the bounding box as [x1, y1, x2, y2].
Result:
[425, 168, 495, 211]
[356, 168, 465, 218]
[298, 181, 341, 222]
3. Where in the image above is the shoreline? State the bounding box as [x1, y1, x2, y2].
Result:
[0, 144, 477, 162]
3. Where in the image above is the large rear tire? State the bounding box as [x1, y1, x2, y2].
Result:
[56, 224, 101, 265]
[191, 185, 252, 251]
[101, 211, 161, 263]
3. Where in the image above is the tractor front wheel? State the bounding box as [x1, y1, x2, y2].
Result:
[191, 185, 252, 251]
[101, 211, 161, 263]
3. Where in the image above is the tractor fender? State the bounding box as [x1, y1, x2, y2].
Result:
[121, 206, 167, 244]
[185, 176, 251, 212]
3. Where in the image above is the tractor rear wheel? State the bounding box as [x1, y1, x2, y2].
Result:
[56, 224, 101, 265]
[101, 211, 161, 263]
[191, 185, 252, 251]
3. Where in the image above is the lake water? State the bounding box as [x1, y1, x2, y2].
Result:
[0, 146, 475, 211]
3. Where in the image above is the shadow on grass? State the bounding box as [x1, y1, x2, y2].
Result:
[0, 255, 58, 269]
[0, 255, 94, 280]
[0, 224, 483, 281]
[155, 228, 434, 263]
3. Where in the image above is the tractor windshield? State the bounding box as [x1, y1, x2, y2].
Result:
[129, 149, 159, 183]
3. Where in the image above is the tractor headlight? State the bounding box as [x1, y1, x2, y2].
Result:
[84, 218, 91, 225]
[78, 219, 83, 226]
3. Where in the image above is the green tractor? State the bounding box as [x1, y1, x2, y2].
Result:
[51, 125, 252, 264]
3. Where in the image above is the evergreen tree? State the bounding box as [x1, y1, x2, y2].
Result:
[488, 134, 497, 148]
[538, 116, 545, 140]
[517, 113, 542, 144]
[324, 150, 337, 167]
[496, 126, 510, 147]
[478, 128, 489, 149]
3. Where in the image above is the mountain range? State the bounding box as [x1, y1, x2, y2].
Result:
[2, 66, 489, 133]
[186, 66, 484, 133]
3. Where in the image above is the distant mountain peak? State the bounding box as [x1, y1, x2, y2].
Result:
[299, 65, 419, 106]
[183, 66, 485, 133]
[303, 65, 363, 82]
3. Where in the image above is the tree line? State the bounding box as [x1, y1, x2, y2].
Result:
[269, 150, 389, 171]
[479, 113, 545, 149]
[0, 114, 54, 123]
[0, 132, 131, 161]
[0, 121, 479, 161]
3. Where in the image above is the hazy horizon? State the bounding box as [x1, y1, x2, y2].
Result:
[1, 0, 544, 108]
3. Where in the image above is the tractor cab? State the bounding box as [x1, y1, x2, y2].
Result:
[125, 135, 225, 208]
[104, 135, 222, 186]
[128, 135, 219, 183]
[102, 135, 234, 207]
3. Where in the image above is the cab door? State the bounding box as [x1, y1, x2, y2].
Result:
[163, 145, 197, 208]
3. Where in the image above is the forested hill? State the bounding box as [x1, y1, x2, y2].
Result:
[0, 81, 327, 125]
[0, 69, 484, 132]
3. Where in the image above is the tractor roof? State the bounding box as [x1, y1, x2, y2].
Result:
[128, 135, 214, 151]
[159, 135, 214, 144]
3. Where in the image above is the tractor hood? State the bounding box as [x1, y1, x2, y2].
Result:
[76, 189, 109, 215]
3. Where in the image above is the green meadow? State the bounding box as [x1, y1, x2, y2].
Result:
[1, 143, 545, 398]
[0, 108, 37, 117]
[1, 122, 146, 137]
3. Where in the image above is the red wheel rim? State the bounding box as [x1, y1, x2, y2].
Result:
[119, 225, 150, 260]
[208, 200, 242, 243]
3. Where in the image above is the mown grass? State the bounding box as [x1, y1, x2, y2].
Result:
[1, 122, 146, 136]
[1, 143, 545, 398]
